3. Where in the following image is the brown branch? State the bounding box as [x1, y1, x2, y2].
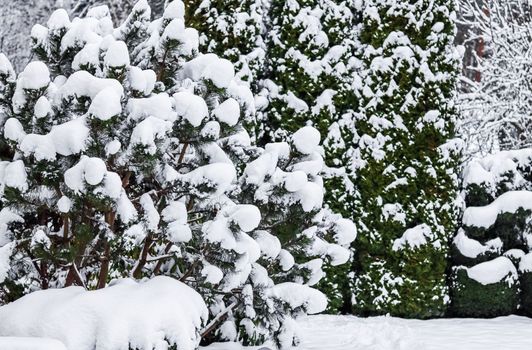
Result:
[122, 171, 132, 188]
[153, 241, 174, 275]
[178, 142, 189, 164]
[132, 234, 153, 279]
[200, 301, 240, 339]
[65, 263, 85, 287]
[96, 242, 110, 289]
[96, 211, 116, 289]
[62, 215, 69, 240]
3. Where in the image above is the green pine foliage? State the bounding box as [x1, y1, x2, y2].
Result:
[260, 0, 362, 313]
[520, 266, 532, 316]
[351, 0, 461, 318]
[183, 0, 265, 88]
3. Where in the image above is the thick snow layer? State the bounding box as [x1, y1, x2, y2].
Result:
[203, 315, 532, 350]
[3, 160, 28, 192]
[462, 191, 532, 228]
[292, 126, 321, 155]
[226, 205, 261, 232]
[18, 61, 50, 90]
[333, 218, 357, 246]
[213, 98, 240, 126]
[72, 43, 100, 71]
[463, 149, 532, 187]
[47, 9, 71, 31]
[174, 91, 209, 127]
[392, 224, 434, 251]
[182, 163, 236, 196]
[127, 67, 156, 95]
[57, 196, 72, 213]
[104, 41, 130, 68]
[88, 87, 122, 120]
[59, 71, 123, 101]
[453, 229, 502, 258]
[181, 54, 235, 89]
[0, 337, 67, 350]
[0, 54, 15, 79]
[269, 283, 327, 314]
[465, 256, 518, 285]
[164, 0, 185, 20]
[296, 182, 324, 212]
[0, 277, 207, 350]
[34, 96, 52, 119]
[161, 19, 199, 57]
[253, 231, 281, 259]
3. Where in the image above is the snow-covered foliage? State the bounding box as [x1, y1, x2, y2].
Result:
[257, 0, 362, 312]
[0, 1, 356, 348]
[0, 277, 207, 350]
[458, 0, 532, 154]
[0, 0, 166, 72]
[451, 149, 532, 317]
[183, 0, 265, 92]
[351, 0, 462, 318]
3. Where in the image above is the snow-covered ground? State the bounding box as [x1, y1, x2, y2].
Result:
[205, 314, 532, 350]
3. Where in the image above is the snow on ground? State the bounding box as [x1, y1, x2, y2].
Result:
[204, 314, 532, 350]
[0, 337, 67, 350]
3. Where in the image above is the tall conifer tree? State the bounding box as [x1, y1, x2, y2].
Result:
[261, 0, 362, 312]
[351, 0, 462, 317]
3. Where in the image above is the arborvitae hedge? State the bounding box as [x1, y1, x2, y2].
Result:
[450, 265, 519, 317]
[450, 150, 532, 317]
[351, 0, 461, 318]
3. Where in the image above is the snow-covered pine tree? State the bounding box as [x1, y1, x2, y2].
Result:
[0, 1, 356, 347]
[351, 0, 462, 318]
[259, 0, 362, 312]
[183, 0, 265, 89]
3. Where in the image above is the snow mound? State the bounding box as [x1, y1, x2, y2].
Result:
[0, 277, 207, 350]
[270, 283, 327, 314]
[292, 126, 321, 155]
[465, 257, 518, 285]
[463, 191, 532, 228]
[453, 229, 502, 258]
[392, 224, 434, 251]
[463, 149, 532, 188]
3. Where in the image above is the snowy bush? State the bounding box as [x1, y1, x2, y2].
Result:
[451, 149, 532, 316]
[450, 258, 519, 317]
[351, 0, 462, 318]
[0, 1, 356, 348]
[0, 277, 207, 350]
[255, 0, 362, 313]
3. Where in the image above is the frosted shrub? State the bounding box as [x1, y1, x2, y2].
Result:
[0, 1, 356, 348]
[451, 150, 532, 317]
